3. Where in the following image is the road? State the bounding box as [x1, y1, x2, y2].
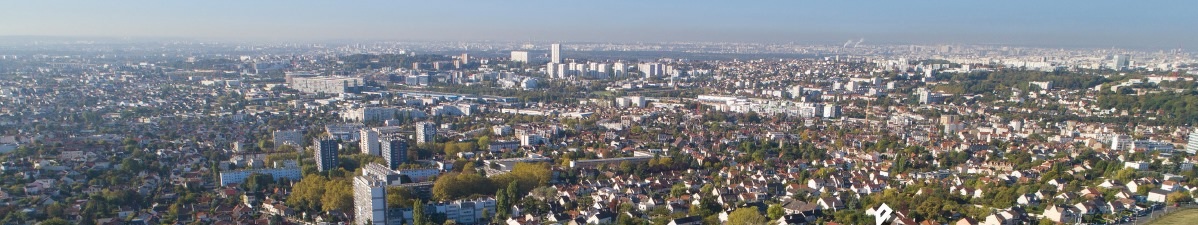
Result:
[1116, 203, 1196, 225]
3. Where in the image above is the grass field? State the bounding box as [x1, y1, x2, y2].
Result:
[1148, 208, 1198, 225]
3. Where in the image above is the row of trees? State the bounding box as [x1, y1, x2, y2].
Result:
[430, 162, 551, 201]
[285, 175, 353, 213]
[1096, 90, 1198, 125]
[337, 54, 453, 70]
[932, 70, 1113, 95]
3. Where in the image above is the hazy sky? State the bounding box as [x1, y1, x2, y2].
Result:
[2, 1, 1196, 48]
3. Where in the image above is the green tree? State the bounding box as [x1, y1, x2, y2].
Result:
[490, 163, 552, 196]
[286, 175, 328, 212]
[413, 200, 426, 225]
[386, 187, 416, 208]
[506, 181, 518, 202]
[767, 203, 785, 220]
[243, 173, 274, 193]
[1038, 218, 1056, 225]
[432, 172, 494, 200]
[727, 207, 767, 225]
[1167, 192, 1193, 204]
[258, 139, 274, 152]
[321, 179, 353, 212]
[445, 144, 462, 157]
[1114, 168, 1138, 182]
[477, 136, 491, 150]
[41, 218, 71, 225]
[495, 188, 509, 220]
[670, 183, 688, 198]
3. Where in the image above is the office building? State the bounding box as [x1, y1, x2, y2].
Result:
[510, 51, 530, 63]
[289, 76, 364, 94]
[382, 138, 409, 169]
[550, 43, 562, 64]
[361, 129, 380, 155]
[416, 122, 437, 144]
[314, 139, 339, 172]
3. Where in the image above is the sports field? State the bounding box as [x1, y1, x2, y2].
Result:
[1148, 208, 1198, 225]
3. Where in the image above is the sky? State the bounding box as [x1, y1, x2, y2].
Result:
[2, 1, 1196, 49]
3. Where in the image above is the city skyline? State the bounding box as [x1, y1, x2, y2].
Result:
[2, 1, 1197, 49]
[6, 2, 1198, 225]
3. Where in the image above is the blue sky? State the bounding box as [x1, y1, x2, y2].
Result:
[1, 1, 1195, 48]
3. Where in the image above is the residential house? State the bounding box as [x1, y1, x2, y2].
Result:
[1042, 205, 1076, 223]
[817, 197, 844, 211]
[1147, 189, 1170, 203]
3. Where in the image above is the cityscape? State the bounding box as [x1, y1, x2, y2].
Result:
[3, 1, 1198, 225]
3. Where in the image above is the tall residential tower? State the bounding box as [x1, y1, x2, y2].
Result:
[382, 138, 409, 169]
[1187, 129, 1198, 154]
[550, 43, 561, 64]
[416, 122, 437, 144]
[360, 129, 380, 155]
[353, 175, 388, 225]
[314, 138, 339, 172]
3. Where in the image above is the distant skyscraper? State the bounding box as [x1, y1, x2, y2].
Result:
[546, 62, 559, 77]
[1187, 129, 1198, 154]
[314, 138, 339, 172]
[613, 62, 627, 77]
[381, 138, 409, 169]
[550, 43, 562, 64]
[510, 51, 530, 63]
[1113, 54, 1130, 71]
[416, 122, 437, 144]
[555, 63, 568, 78]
